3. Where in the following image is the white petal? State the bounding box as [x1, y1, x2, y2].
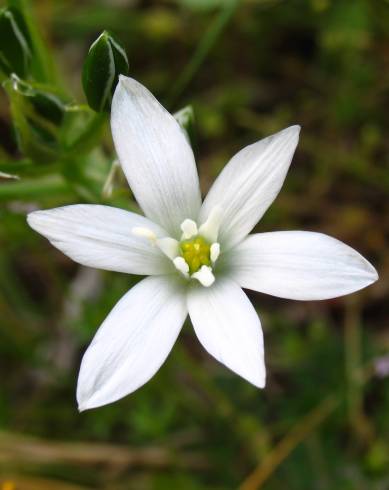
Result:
[27, 205, 170, 275]
[188, 278, 265, 387]
[199, 126, 300, 250]
[228, 231, 378, 300]
[77, 276, 187, 410]
[111, 76, 202, 237]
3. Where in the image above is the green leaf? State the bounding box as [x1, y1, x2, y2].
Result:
[61, 149, 112, 202]
[82, 30, 129, 112]
[3, 75, 69, 163]
[0, 6, 33, 77]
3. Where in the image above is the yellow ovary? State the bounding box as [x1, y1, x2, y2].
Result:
[180, 236, 211, 274]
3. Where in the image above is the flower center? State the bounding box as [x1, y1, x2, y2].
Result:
[132, 207, 222, 288]
[180, 236, 211, 274]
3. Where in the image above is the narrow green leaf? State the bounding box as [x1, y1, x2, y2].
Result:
[0, 6, 33, 77]
[0, 174, 71, 201]
[7, 0, 59, 84]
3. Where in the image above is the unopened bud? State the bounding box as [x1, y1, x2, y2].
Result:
[82, 31, 129, 112]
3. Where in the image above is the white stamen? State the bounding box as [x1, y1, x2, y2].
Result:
[198, 206, 222, 243]
[180, 219, 198, 239]
[173, 257, 189, 278]
[192, 265, 215, 287]
[156, 237, 179, 259]
[132, 227, 156, 242]
[210, 243, 220, 263]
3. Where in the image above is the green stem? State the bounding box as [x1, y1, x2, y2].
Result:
[167, 0, 239, 106]
[66, 112, 107, 156]
[344, 298, 361, 425]
[0, 174, 72, 201]
[344, 297, 372, 442]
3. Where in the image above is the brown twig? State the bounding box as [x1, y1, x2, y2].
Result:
[0, 476, 89, 490]
[238, 396, 337, 490]
[0, 431, 207, 472]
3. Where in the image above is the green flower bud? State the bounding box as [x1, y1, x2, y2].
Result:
[82, 31, 129, 112]
[4, 75, 68, 163]
[0, 6, 33, 77]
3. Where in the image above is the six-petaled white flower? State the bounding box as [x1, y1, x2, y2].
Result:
[27, 76, 378, 411]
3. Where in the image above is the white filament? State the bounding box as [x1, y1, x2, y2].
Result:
[198, 206, 222, 243]
[156, 237, 179, 259]
[132, 227, 156, 241]
[210, 243, 220, 263]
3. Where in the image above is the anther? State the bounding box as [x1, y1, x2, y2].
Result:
[210, 243, 220, 262]
[173, 257, 190, 278]
[180, 219, 198, 240]
[192, 265, 215, 287]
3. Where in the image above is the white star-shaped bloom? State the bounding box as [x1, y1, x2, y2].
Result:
[27, 76, 378, 411]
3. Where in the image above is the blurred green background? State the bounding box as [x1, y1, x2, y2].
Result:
[0, 0, 388, 489]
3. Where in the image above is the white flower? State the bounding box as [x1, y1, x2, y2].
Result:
[27, 76, 378, 411]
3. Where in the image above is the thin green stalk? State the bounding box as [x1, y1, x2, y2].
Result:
[167, 0, 239, 106]
[305, 434, 331, 490]
[344, 297, 372, 442]
[344, 298, 361, 427]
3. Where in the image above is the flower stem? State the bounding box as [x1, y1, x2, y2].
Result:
[66, 112, 107, 156]
[167, 0, 239, 106]
[344, 297, 373, 442]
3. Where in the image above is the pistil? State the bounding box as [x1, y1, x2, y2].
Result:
[180, 236, 211, 274]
